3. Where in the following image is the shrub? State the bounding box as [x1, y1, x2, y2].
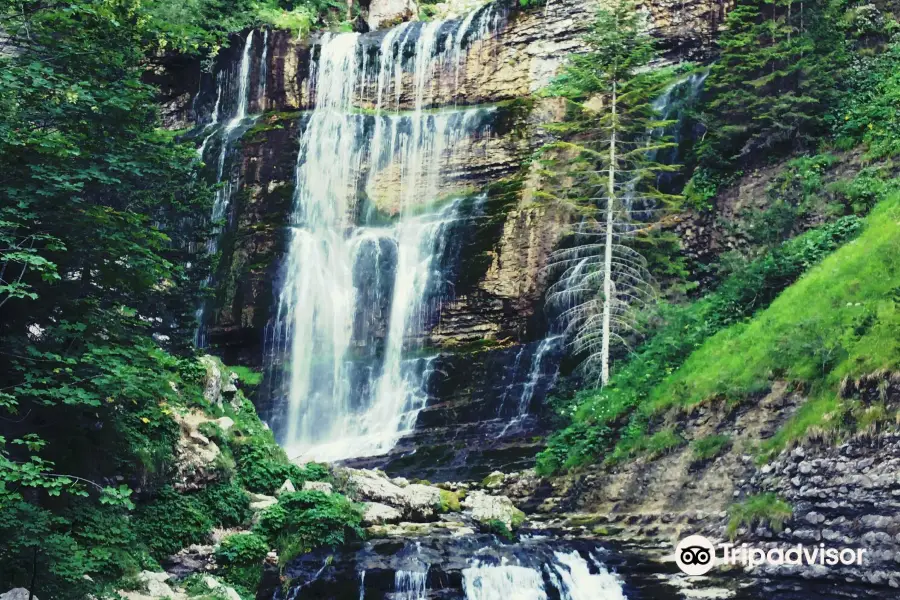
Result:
[198, 481, 253, 528]
[215, 532, 269, 591]
[133, 487, 212, 560]
[727, 494, 792, 539]
[231, 434, 306, 495]
[254, 491, 363, 564]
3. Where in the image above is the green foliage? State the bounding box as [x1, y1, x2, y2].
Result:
[198, 481, 253, 528]
[134, 487, 213, 560]
[231, 430, 306, 495]
[698, 0, 846, 172]
[227, 365, 264, 387]
[438, 489, 462, 513]
[829, 38, 900, 158]
[253, 490, 363, 564]
[537, 214, 863, 473]
[215, 532, 269, 592]
[727, 494, 792, 538]
[650, 194, 900, 415]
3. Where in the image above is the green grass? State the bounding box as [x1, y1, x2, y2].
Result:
[536, 213, 863, 474]
[227, 365, 263, 387]
[727, 494, 792, 539]
[647, 194, 900, 440]
[691, 434, 732, 462]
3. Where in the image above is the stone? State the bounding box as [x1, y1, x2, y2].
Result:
[277, 479, 296, 495]
[482, 471, 505, 489]
[198, 355, 223, 404]
[362, 501, 403, 525]
[367, 0, 417, 30]
[119, 571, 184, 600]
[249, 493, 278, 511]
[341, 468, 441, 521]
[461, 491, 525, 530]
[215, 416, 235, 432]
[202, 576, 242, 600]
[1, 590, 37, 600]
[302, 481, 333, 494]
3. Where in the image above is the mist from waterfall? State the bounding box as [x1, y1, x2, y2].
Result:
[266, 6, 505, 462]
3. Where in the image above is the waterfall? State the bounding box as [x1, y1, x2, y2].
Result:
[516, 335, 563, 416]
[546, 551, 625, 600]
[462, 552, 625, 600]
[462, 560, 548, 600]
[267, 9, 506, 462]
[194, 30, 257, 348]
[394, 570, 429, 599]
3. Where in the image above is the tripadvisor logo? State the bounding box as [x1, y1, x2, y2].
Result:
[675, 535, 867, 576]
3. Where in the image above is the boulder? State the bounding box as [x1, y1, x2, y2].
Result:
[341, 469, 440, 521]
[249, 492, 278, 511]
[201, 576, 242, 600]
[1, 590, 37, 600]
[198, 355, 223, 404]
[215, 416, 235, 432]
[169, 410, 222, 491]
[119, 571, 185, 600]
[362, 502, 403, 525]
[462, 491, 525, 530]
[367, 0, 417, 30]
[302, 481, 334, 494]
[277, 479, 297, 495]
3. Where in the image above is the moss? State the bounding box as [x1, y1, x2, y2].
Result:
[438, 489, 461, 513]
[481, 472, 505, 488]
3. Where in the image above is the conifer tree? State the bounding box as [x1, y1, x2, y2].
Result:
[698, 0, 845, 169]
[540, 0, 680, 385]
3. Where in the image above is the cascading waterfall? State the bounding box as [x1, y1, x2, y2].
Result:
[545, 551, 626, 600]
[393, 569, 429, 599]
[462, 559, 548, 600]
[266, 7, 505, 462]
[194, 30, 257, 347]
[462, 551, 625, 600]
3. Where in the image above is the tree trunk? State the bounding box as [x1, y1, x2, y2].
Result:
[601, 80, 617, 386]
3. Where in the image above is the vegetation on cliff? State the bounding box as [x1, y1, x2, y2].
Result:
[0, 1, 360, 597]
[539, 0, 900, 473]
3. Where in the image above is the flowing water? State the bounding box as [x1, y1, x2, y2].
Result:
[265, 8, 507, 462]
[194, 31, 258, 347]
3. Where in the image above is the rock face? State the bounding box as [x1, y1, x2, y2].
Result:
[746, 432, 900, 590]
[166, 0, 725, 478]
[368, 0, 418, 30]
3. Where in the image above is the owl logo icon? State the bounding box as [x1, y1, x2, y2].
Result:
[675, 535, 717, 575]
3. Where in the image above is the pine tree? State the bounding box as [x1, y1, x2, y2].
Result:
[539, 0, 680, 385]
[698, 0, 845, 169]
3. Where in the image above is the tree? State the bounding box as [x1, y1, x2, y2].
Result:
[697, 0, 846, 171]
[0, 1, 211, 595]
[539, 0, 680, 385]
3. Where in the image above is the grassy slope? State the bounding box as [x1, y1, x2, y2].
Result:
[649, 193, 900, 454]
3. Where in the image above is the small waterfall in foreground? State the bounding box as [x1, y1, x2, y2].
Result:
[462, 551, 625, 600]
[463, 559, 548, 600]
[265, 6, 505, 462]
